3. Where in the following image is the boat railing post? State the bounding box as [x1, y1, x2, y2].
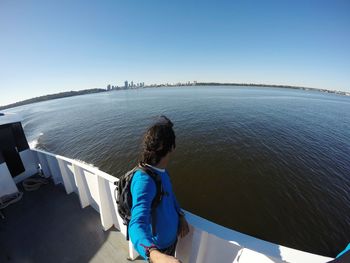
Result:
[57, 158, 74, 194]
[46, 154, 63, 185]
[128, 240, 139, 261]
[72, 164, 90, 208]
[97, 176, 114, 231]
[193, 230, 209, 263]
[37, 152, 52, 180]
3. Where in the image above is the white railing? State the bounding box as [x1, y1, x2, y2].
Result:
[30, 148, 332, 263]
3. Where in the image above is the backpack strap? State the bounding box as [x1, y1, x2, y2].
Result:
[137, 164, 164, 236]
[115, 167, 139, 241]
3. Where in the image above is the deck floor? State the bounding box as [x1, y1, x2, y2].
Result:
[0, 181, 145, 263]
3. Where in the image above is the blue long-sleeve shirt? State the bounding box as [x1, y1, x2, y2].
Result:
[129, 167, 181, 259]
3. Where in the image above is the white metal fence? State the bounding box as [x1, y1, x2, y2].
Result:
[30, 149, 332, 263]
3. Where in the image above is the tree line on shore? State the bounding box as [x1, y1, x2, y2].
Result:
[0, 89, 106, 111]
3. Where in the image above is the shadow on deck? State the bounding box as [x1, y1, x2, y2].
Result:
[0, 181, 145, 263]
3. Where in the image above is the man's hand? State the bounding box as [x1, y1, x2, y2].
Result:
[149, 250, 182, 263]
[178, 215, 190, 238]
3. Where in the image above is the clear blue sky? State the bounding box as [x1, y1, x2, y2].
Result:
[1, 0, 350, 105]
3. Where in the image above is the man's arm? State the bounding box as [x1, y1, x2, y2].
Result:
[150, 250, 182, 263]
[129, 171, 158, 259]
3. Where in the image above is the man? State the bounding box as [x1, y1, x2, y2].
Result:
[129, 116, 189, 263]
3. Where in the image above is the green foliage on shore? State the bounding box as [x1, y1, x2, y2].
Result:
[0, 89, 106, 111]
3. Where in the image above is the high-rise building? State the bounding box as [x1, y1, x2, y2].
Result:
[107, 84, 111, 91]
[124, 81, 128, 89]
[131, 81, 134, 88]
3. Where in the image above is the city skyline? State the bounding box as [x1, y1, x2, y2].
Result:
[2, 79, 349, 110]
[1, 0, 350, 105]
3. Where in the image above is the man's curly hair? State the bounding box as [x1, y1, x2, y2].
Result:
[139, 116, 176, 166]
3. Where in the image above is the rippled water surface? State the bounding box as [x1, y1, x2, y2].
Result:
[8, 86, 350, 257]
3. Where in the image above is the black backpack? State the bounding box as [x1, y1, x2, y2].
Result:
[114, 164, 163, 240]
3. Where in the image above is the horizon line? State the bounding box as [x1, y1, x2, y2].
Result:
[1, 81, 349, 110]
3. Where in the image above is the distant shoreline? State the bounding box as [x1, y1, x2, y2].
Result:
[1, 83, 349, 111]
[0, 89, 107, 111]
[151, 82, 350, 97]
